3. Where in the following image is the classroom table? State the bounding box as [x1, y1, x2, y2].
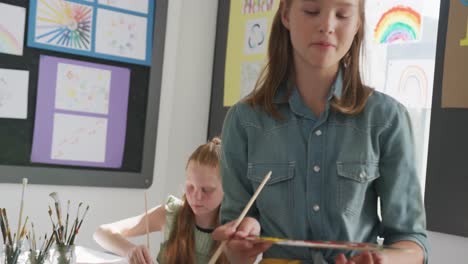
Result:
[75, 246, 126, 264]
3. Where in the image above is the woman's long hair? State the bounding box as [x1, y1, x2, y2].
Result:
[163, 138, 228, 264]
[246, 0, 372, 119]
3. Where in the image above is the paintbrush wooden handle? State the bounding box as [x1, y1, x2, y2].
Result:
[208, 171, 272, 264]
[16, 178, 27, 244]
[144, 191, 150, 250]
[3, 208, 13, 244]
[0, 209, 6, 243]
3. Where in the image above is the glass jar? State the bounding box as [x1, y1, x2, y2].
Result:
[49, 245, 75, 264]
[25, 250, 49, 264]
[1, 244, 22, 264]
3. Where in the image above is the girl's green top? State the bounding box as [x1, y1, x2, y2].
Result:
[156, 195, 213, 264]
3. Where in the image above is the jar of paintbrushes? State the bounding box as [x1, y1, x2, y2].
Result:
[1, 243, 23, 264]
[0, 209, 29, 264]
[25, 223, 55, 264]
[49, 244, 76, 264]
[1, 179, 30, 264]
[47, 192, 89, 264]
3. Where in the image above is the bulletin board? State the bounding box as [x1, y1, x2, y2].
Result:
[0, 0, 167, 188]
[425, 0, 468, 237]
[208, 0, 278, 139]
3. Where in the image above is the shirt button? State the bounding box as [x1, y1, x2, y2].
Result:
[313, 165, 320, 172]
[359, 172, 366, 179]
[315, 130, 322, 136]
[313, 204, 320, 212]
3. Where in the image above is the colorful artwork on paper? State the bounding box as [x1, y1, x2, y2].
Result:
[51, 113, 107, 162]
[55, 63, 111, 115]
[95, 9, 147, 60]
[0, 69, 29, 119]
[31, 55, 130, 168]
[375, 6, 421, 43]
[244, 18, 268, 55]
[367, 0, 423, 44]
[29, 0, 154, 65]
[98, 0, 149, 14]
[242, 0, 275, 14]
[385, 59, 435, 109]
[35, 0, 93, 50]
[0, 3, 26, 56]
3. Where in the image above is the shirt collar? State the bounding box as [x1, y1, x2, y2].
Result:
[273, 68, 344, 105]
[329, 68, 343, 99]
[273, 83, 290, 104]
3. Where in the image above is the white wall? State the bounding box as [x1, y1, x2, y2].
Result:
[0, 0, 218, 256]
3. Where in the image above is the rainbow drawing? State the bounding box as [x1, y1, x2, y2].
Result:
[398, 65, 428, 108]
[374, 5, 421, 44]
[0, 25, 21, 55]
[35, 0, 93, 50]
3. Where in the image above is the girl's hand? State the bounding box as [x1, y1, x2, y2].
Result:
[127, 245, 153, 264]
[335, 251, 386, 264]
[212, 217, 272, 264]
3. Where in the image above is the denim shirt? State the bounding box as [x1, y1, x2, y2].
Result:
[220, 74, 428, 263]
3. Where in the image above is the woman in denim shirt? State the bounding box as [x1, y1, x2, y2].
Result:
[213, 0, 428, 263]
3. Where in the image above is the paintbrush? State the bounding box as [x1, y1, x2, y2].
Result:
[44, 231, 56, 252]
[65, 202, 82, 245]
[208, 171, 272, 264]
[69, 205, 89, 245]
[0, 209, 6, 243]
[48, 206, 60, 244]
[64, 200, 70, 241]
[39, 234, 47, 253]
[16, 178, 28, 244]
[66, 220, 77, 245]
[3, 208, 13, 245]
[19, 216, 29, 240]
[76, 205, 89, 231]
[49, 192, 63, 240]
[31, 222, 37, 250]
[74, 202, 83, 229]
[144, 191, 150, 250]
[26, 233, 32, 250]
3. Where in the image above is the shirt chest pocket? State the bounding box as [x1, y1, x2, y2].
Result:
[336, 162, 380, 217]
[247, 162, 295, 227]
